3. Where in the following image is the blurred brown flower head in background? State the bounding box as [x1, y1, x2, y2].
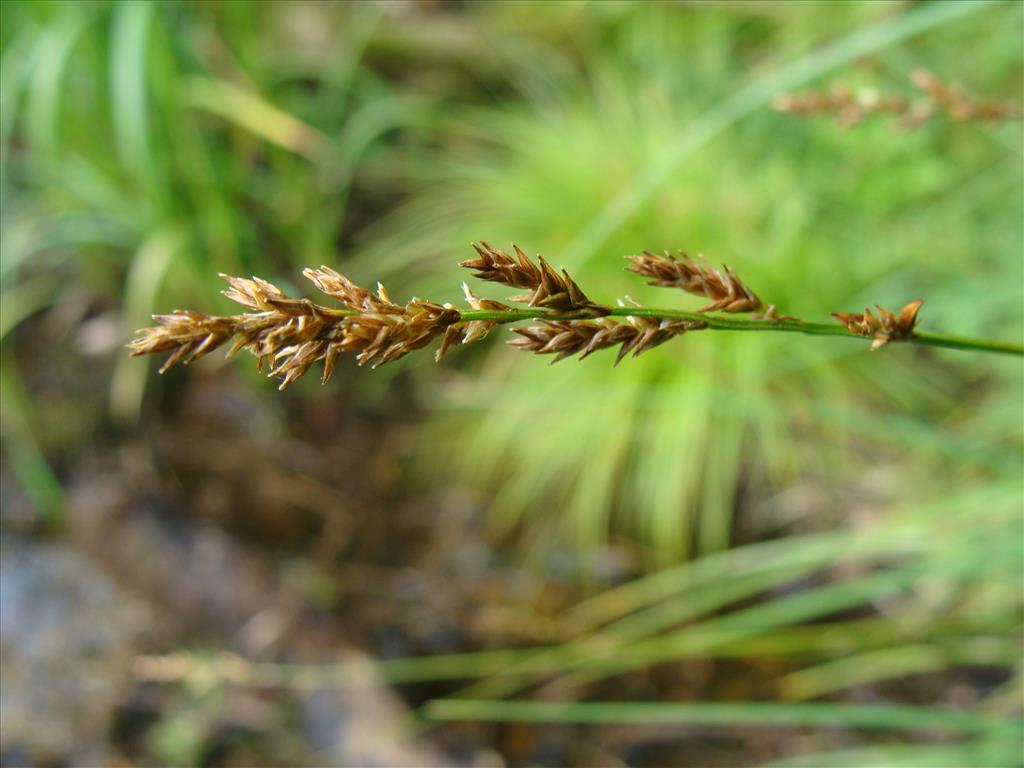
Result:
[773, 69, 1021, 130]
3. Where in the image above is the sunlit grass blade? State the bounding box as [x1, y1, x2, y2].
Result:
[635, 373, 710, 565]
[0, 274, 60, 339]
[779, 641, 1019, 701]
[551, 569, 921, 692]
[180, 77, 332, 160]
[566, 529, 901, 632]
[448, 562, 917, 702]
[110, 0, 163, 217]
[696, 385, 744, 555]
[24, 7, 91, 164]
[0, 208, 133, 284]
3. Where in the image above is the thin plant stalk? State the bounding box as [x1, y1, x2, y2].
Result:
[422, 699, 1008, 735]
[458, 308, 1022, 356]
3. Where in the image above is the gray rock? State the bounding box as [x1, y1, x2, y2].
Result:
[0, 540, 152, 765]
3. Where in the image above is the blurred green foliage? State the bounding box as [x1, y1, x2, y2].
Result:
[1, 1, 1021, 765]
[1, 0, 425, 523]
[355, 0, 1022, 567]
[1, 0, 423, 422]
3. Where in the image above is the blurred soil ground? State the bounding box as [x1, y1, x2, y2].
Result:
[0, 330, 806, 767]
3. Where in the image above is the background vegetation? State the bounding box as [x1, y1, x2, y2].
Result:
[1, 1, 1021, 766]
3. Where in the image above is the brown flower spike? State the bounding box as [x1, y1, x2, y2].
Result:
[130, 271, 460, 389]
[131, 242, 754, 387]
[510, 314, 707, 365]
[435, 283, 512, 362]
[832, 300, 924, 351]
[129, 310, 239, 374]
[774, 69, 1020, 130]
[130, 241, 1017, 389]
[625, 250, 764, 314]
[459, 242, 608, 315]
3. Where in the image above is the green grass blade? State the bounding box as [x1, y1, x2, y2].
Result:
[109, 223, 187, 424]
[0, 353, 64, 525]
[780, 641, 1019, 701]
[109, 0, 161, 215]
[424, 699, 1006, 734]
[179, 77, 332, 160]
[24, 7, 91, 165]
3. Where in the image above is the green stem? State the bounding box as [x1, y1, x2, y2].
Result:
[456, 307, 1024, 357]
[423, 699, 1010, 734]
[310, 303, 1022, 356]
[911, 331, 1024, 356]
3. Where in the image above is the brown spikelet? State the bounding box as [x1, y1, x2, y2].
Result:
[460, 242, 543, 289]
[509, 314, 706, 365]
[509, 319, 629, 364]
[772, 84, 908, 129]
[436, 284, 512, 362]
[460, 242, 609, 315]
[130, 272, 460, 388]
[910, 69, 1020, 123]
[302, 266, 402, 313]
[129, 311, 239, 374]
[832, 299, 923, 350]
[618, 314, 709, 363]
[338, 298, 460, 370]
[220, 274, 285, 310]
[625, 250, 763, 314]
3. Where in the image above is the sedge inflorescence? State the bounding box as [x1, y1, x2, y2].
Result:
[129, 242, 936, 389]
[509, 313, 708, 365]
[131, 268, 460, 388]
[773, 69, 1020, 130]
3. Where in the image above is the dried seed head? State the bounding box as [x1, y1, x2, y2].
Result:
[129, 311, 239, 374]
[220, 274, 291, 311]
[343, 298, 460, 370]
[460, 242, 543, 289]
[461, 242, 609, 315]
[509, 314, 706, 365]
[833, 299, 923, 350]
[624, 250, 763, 314]
[303, 266, 402, 313]
[618, 314, 708, 363]
[130, 271, 461, 388]
[509, 318, 630, 363]
[435, 284, 513, 362]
